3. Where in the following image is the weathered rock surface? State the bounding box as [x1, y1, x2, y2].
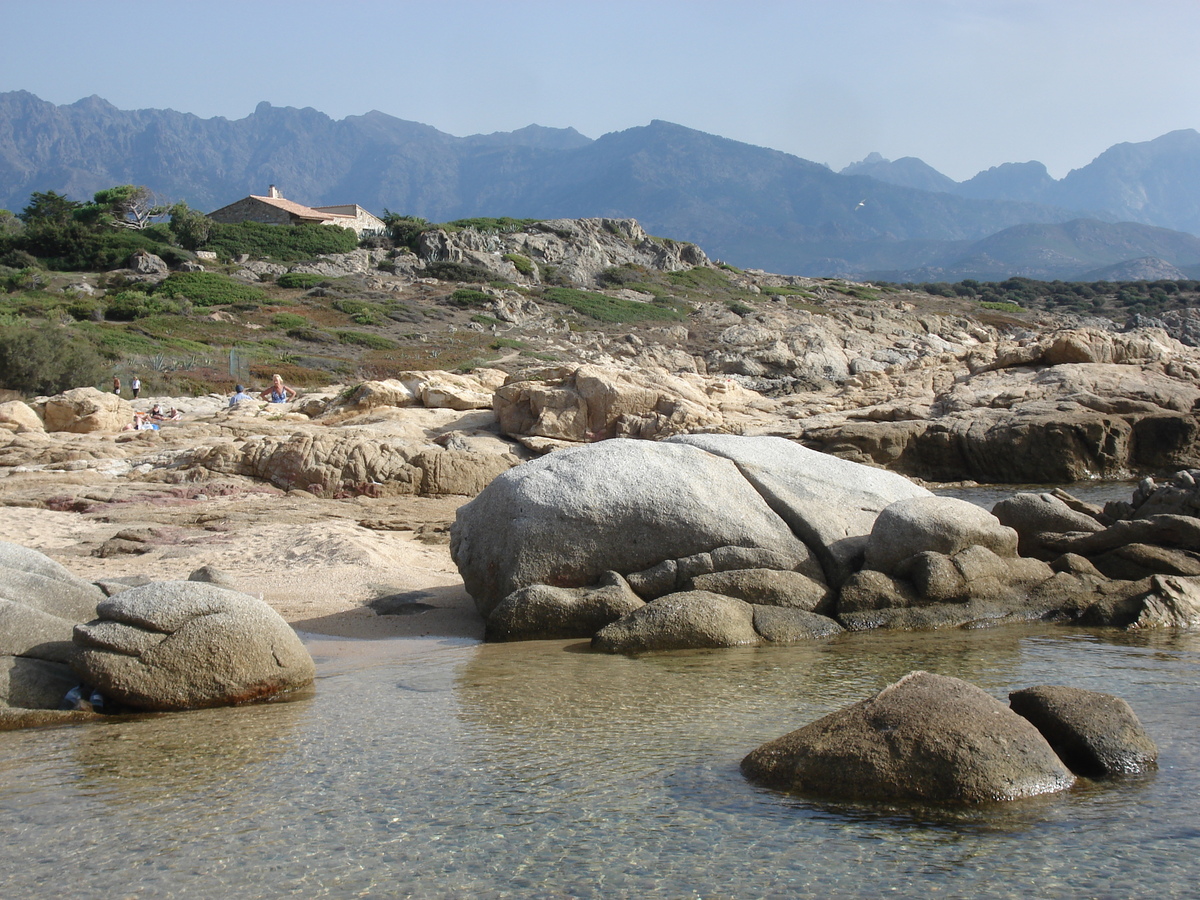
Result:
[667, 434, 931, 586]
[863, 496, 1019, 575]
[0, 400, 44, 433]
[39, 387, 132, 434]
[1009, 685, 1157, 777]
[72, 582, 315, 711]
[495, 365, 736, 443]
[486, 571, 644, 641]
[0, 542, 107, 709]
[592, 591, 760, 653]
[741, 671, 1076, 803]
[451, 439, 811, 616]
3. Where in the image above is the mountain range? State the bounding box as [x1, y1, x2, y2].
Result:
[2, 90, 1199, 282]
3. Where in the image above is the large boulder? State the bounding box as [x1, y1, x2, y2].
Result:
[72, 582, 315, 711]
[451, 439, 811, 617]
[41, 387, 132, 434]
[992, 492, 1106, 558]
[1009, 685, 1157, 777]
[0, 542, 106, 709]
[0, 400, 44, 433]
[667, 434, 931, 585]
[863, 496, 1019, 575]
[741, 671, 1075, 803]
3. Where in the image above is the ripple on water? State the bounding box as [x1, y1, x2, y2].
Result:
[0, 625, 1199, 898]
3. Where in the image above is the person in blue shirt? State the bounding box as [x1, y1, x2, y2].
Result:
[228, 384, 256, 406]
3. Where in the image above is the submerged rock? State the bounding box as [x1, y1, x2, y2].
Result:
[741, 671, 1075, 804]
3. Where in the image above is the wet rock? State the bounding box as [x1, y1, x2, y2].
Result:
[741, 671, 1075, 803]
[1009, 685, 1157, 777]
[72, 582, 315, 711]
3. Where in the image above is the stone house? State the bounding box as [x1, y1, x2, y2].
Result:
[207, 186, 385, 236]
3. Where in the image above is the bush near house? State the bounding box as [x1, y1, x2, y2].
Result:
[203, 221, 359, 262]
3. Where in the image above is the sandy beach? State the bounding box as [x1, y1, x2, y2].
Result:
[0, 491, 485, 644]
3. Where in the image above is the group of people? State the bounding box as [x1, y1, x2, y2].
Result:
[112, 375, 142, 399]
[127, 404, 181, 431]
[229, 374, 298, 407]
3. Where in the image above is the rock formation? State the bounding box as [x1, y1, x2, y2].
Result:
[741, 672, 1076, 804]
[742, 671, 1155, 804]
[73, 581, 315, 711]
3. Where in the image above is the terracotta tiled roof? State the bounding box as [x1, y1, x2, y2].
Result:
[249, 195, 353, 221]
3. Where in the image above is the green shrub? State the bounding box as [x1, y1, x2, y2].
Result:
[331, 298, 385, 325]
[490, 338, 527, 350]
[444, 217, 536, 233]
[271, 313, 308, 329]
[542, 287, 689, 323]
[502, 253, 534, 276]
[204, 221, 358, 262]
[67, 297, 103, 321]
[424, 261, 496, 282]
[0, 324, 107, 395]
[154, 272, 266, 307]
[334, 330, 398, 350]
[597, 265, 650, 287]
[448, 289, 493, 307]
[276, 272, 328, 290]
[104, 290, 187, 321]
[727, 300, 754, 316]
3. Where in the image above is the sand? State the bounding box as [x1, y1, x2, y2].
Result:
[0, 492, 485, 643]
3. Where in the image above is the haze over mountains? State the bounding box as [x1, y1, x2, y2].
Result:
[3, 90, 1199, 282]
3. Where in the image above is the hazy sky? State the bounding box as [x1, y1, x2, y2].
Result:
[3, 0, 1198, 180]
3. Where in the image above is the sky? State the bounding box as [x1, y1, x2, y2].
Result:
[3, 0, 1198, 181]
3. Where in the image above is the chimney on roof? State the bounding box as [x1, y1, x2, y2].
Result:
[268, 185, 281, 199]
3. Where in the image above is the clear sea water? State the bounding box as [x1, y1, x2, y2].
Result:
[4, 478, 1196, 899]
[2, 625, 1199, 899]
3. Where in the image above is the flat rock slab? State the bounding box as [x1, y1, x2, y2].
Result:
[742, 671, 1075, 804]
[1009, 685, 1157, 776]
[72, 581, 315, 711]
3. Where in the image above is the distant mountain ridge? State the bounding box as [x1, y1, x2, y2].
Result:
[2, 90, 1199, 280]
[841, 129, 1200, 237]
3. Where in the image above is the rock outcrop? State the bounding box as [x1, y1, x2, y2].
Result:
[39, 387, 132, 434]
[741, 672, 1076, 804]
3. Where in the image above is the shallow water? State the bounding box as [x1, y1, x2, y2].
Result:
[2, 625, 1199, 899]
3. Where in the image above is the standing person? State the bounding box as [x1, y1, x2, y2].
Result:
[130, 375, 141, 399]
[260, 374, 297, 403]
[112, 376, 121, 396]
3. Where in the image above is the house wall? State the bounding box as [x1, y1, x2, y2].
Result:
[313, 205, 386, 236]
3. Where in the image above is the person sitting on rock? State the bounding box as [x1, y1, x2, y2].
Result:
[261, 374, 297, 403]
[228, 385, 256, 406]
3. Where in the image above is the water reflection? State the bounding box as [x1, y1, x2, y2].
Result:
[72, 691, 312, 805]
